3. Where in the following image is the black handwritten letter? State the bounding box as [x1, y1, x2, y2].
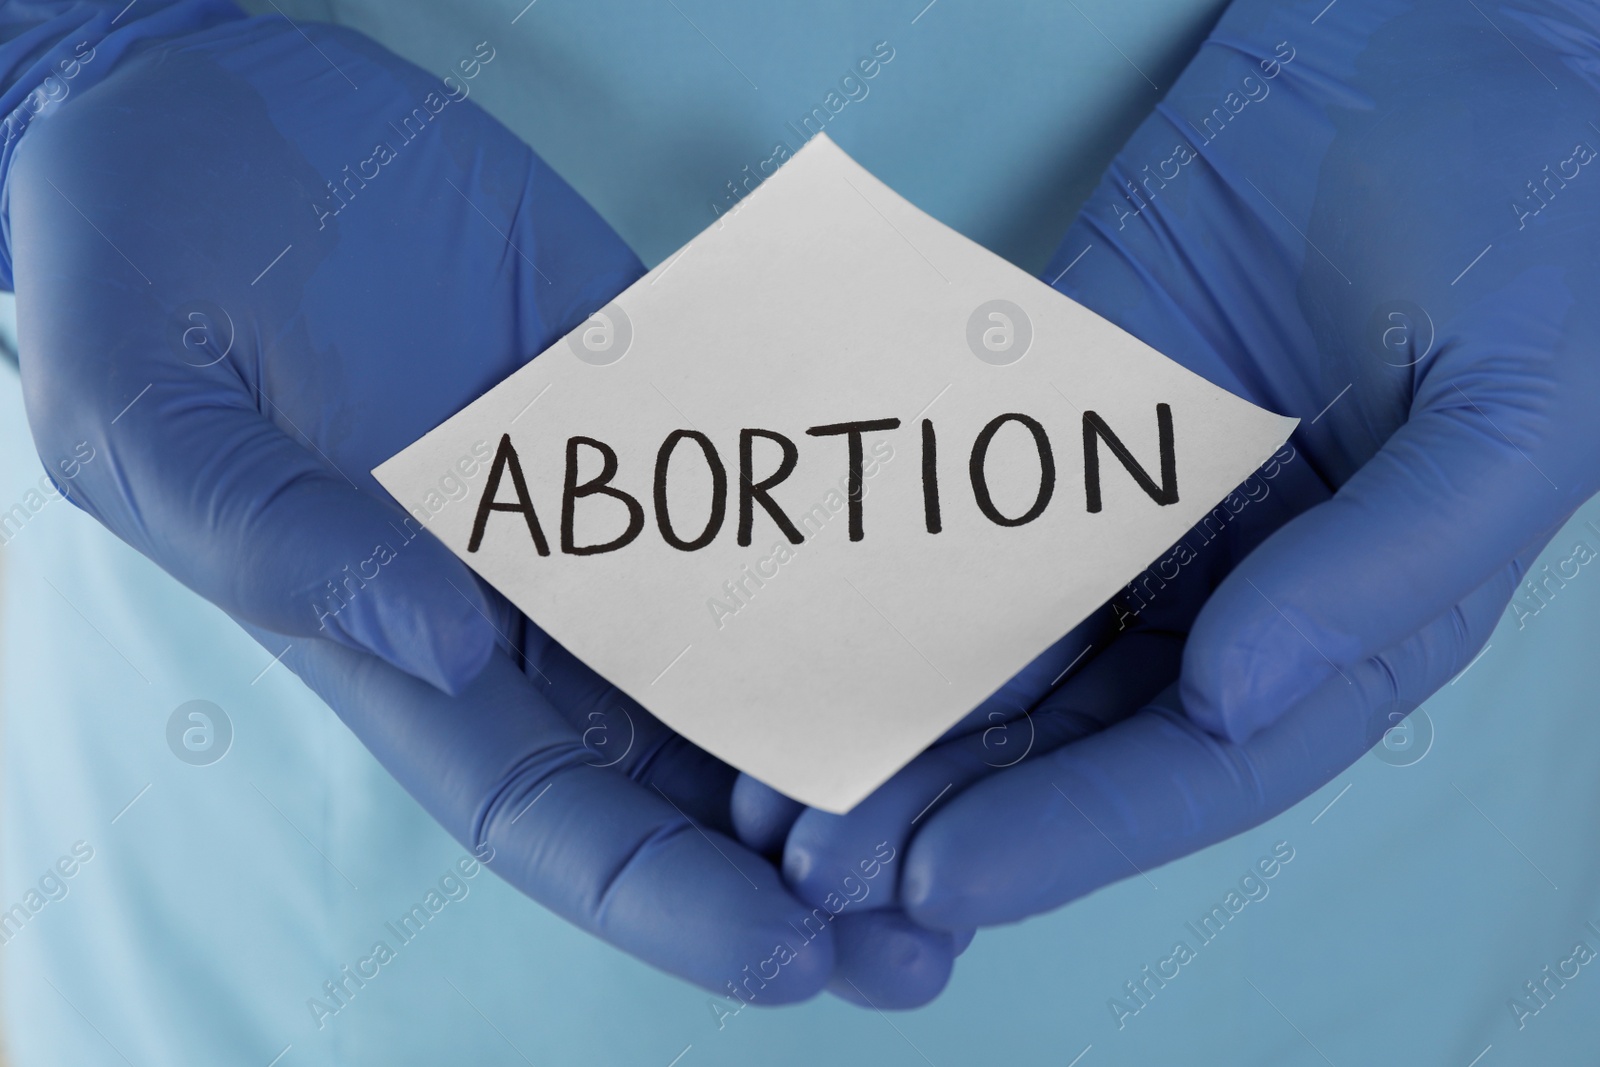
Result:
[468, 433, 550, 555]
[654, 429, 728, 551]
[921, 418, 941, 534]
[562, 436, 645, 555]
[738, 429, 804, 547]
[1082, 404, 1178, 513]
[804, 418, 900, 541]
[970, 414, 1055, 527]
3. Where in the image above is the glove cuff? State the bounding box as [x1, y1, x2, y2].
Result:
[0, 0, 245, 291]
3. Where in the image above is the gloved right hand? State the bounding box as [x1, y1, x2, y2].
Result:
[5, 2, 859, 999]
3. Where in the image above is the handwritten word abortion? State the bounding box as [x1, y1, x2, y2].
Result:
[467, 405, 1179, 557]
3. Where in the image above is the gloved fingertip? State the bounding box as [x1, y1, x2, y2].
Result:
[390, 587, 498, 695]
[901, 806, 1032, 931]
[951, 927, 976, 957]
[323, 552, 500, 694]
[826, 911, 955, 1010]
[1181, 602, 1338, 742]
[731, 774, 804, 855]
[1174, 669, 1235, 740]
[900, 850, 971, 931]
[782, 836, 818, 892]
[422, 610, 498, 695]
[737, 912, 836, 1005]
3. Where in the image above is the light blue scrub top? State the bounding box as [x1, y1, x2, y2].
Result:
[4, 1, 1600, 1063]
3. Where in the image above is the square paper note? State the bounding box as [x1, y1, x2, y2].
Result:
[375, 134, 1295, 813]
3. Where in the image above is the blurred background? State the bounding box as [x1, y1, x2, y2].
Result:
[1, 0, 1597, 1062]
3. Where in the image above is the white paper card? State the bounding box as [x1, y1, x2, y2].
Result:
[374, 134, 1295, 814]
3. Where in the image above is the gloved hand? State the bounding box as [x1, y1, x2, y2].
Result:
[733, 0, 1600, 1006]
[5, 2, 885, 1000]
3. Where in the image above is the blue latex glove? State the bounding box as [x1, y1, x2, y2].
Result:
[735, 0, 1600, 1006]
[4, 1, 877, 1000]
